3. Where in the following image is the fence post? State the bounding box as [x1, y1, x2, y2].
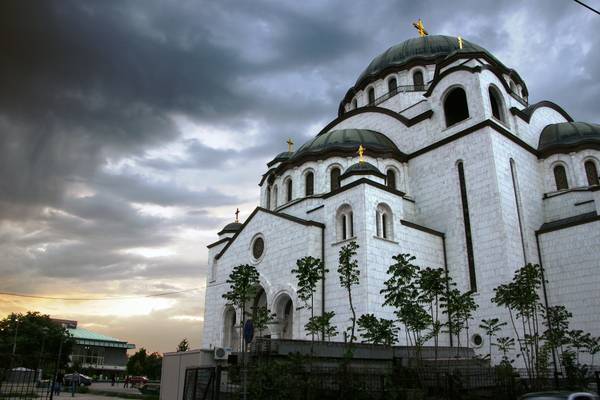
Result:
[214, 366, 221, 400]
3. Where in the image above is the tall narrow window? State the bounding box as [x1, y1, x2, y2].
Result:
[368, 87, 375, 105]
[266, 186, 271, 209]
[585, 161, 599, 186]
[489, 86, 505, 122]
[375, 211, 381, 237]
[342, 215, 347, 240]
[553, 165, 569, 190]
[413, 71, 424, 90]
[330, 167, 341, 191]
[388, 78, 397, 95]
[272, 185, 278, 208]
[386, 169, 397, 190]
[286, 179, 293, 202]
[352, 99, 357, 109]
[444, 87, 469, 127]
[337, 204, 354, 241]
[457, 161, 476, 292]
[349, 211, 354, 237]
[305, 172, 314, 196]
[381, 214, 387, 239]
[376, 203, 393, 240]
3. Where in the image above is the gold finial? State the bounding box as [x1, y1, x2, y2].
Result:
[357, 144, 366, 165]
[235, 208, 240, 223]
[412, 19, 428, 37]
[458, 36, 463, 49]
[286, 138, 294, 152]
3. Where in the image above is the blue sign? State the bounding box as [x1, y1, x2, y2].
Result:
[243, 320, 254, 344]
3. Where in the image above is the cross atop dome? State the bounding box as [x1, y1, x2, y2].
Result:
[412, 19, 428, 37]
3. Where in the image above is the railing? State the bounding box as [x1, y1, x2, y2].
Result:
[366, 84, 429, 108]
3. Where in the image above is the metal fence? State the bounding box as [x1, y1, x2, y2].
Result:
[0, 353, 56, 400]
[183, 362, 600, 400]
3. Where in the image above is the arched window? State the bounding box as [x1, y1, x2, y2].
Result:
[272, 185, 278, 208]
[375, 203, 393, 240]
[305, 171, 314, 196]
[553, 165, 569, 190]
[266, 185, 271, 209]
[489, 86, 505, 122]
[388, 78, 397, 95]
[337, 204, 354, 241]
[509, 81, 517, 93]
[368, 87, 375, 105]
[444, 87, 469, 127]
[274, 294, 294, 340]
[585, 160, 599, 186]
[285, 178, 293, 202]
[386, 169, 397, 190]
[330, 167, 341, 191]
[413, 71, 424, 90]
[352, 99, 357, 109]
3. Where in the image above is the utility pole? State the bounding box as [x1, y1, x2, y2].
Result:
[11, 316, 20, 356]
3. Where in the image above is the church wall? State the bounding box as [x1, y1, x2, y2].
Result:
[202, 211, 322, 348]
[543, 191, 597, 222]
[539, 220, 600, 364]
[542, 150, 600, 193]
[513, 107, 570, 149]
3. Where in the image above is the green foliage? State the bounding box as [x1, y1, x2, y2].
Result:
[357, 314, 397, 346]
[126, 348, 162, 380]
[494, 336, 515, 363]
[222, 264, 261, 310]
[176, 338, 189, 352]
[492, 263, 544, 380]
[479, 318, 507, 360]
[252, 307, 276, 337]
[222, 264, 260, 349]
[337, 241, 360, 344]
[305, 311, 338, 341]
[0, 311, 74, 368]
[291, 256, 327, 312]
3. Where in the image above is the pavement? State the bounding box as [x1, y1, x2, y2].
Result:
[89, 381, 143, 395]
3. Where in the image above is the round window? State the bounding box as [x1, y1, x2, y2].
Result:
[471, 333, 483, 348]
[252, 237, 264, 260]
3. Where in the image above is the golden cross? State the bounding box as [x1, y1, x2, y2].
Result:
[412, 19, 428, 37]
[458, 36, 464, 49]
[235, 208, 240, 223]
[286, 138, 294, 152]
[357, 144, 366, 164]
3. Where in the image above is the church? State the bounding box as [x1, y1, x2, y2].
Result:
[201, 26, 600, 356]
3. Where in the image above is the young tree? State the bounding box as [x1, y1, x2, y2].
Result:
[417, 267, 448, 360]
[176, 338, 190, 352]
[305, 312, 338, 341]
[337, 241, 360, 344]
[492, 263, 544, 380]
[494, 336, 516, 365]
[357, 314, 398, 346]
[291, 256, 327, 339]
[252, 307, 276, 337]
[222, 264, 260, 351]
[479, 318, 507, 360]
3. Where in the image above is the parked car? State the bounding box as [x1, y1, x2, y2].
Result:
[64, 372, 92, 386]
[519, 391, 600, 400]
[128, 375, 149, 385]
[139, 382, 160, 395]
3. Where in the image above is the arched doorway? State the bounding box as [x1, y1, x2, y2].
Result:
[274, 293, 294, 340]
[223, 306, 239, 350]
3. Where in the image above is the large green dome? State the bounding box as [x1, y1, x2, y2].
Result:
[291, 129, 404, 161]
[539, 122, 600, 156]
[356, 35, 501, 85]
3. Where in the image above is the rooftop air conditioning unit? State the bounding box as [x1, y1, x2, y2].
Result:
[214, 347, 231, 360]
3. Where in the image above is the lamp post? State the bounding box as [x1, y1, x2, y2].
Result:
[11, 316, 20, 356]
[37, 326, 50, 381]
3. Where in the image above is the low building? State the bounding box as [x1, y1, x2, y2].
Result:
[52, 319, 135, 377]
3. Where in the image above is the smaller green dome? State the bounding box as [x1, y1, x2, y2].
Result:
[218, 222, 242, 235]
[267, 151, 293, 167]
[292, 129, 403, 161]
[539, 122, 600, 155]
[340, 162, 385, 180]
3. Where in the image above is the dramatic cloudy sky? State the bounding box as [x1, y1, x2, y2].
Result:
[1, 0, 598, 354]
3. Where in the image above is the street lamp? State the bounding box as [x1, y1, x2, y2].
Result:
[11, 316, 20, 356]
[37, 326, 50, 380]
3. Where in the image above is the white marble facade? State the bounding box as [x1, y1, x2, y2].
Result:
[202, 35, 600, 361]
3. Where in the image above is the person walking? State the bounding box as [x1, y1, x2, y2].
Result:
[123, 375, 129, 388]
[111, 374, 116, 386]
[54, 372, 64, 396]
